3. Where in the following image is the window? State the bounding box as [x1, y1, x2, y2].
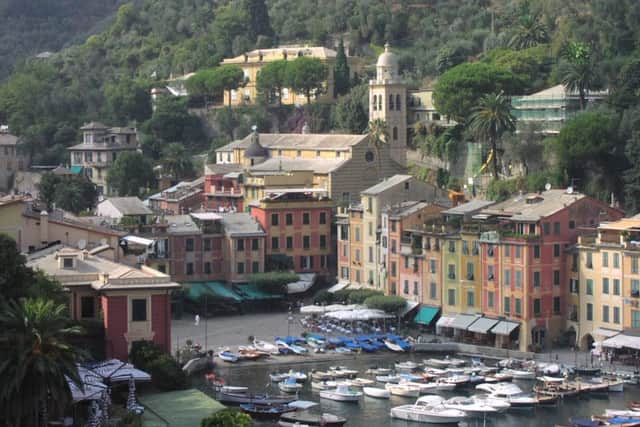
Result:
[320, 255, 326, 268]
[314, 234, 324, 250]
[614, 307, 620, 324]
[391, 262, 397, 277]
[553, 296, 561, 314]
[252, 261, 260, 273]
[602, 305, 610, 323]
[286, 236, 293, 249]
[504, 269, 511, 286]
[504, 245, 511, 257]
[570, 278, 579, 294]
[467, 291, 475, 307]
[504, 297, 511, 314]
[533, 271, 540, 287]
[81, 296, 95, 318]
[430, 282, 437, 299]
[430, 259, 437, 274]
[462, 241, 469, 255]
[569, 220, 576, 229]
[404, 256, 409, 269]
[515, 246, 521, 258]
[356, 270, 361, 283]
[602, 252, 609, 267]
[532, 298, 539, 316]
[237, 239, 245, 251]
[368, 222, 372, 236]
[391, 240, 396, 254]
[488, 245, 494, 257]
[488, 291, 495, 308]
[303, 212, 310, 225]
[448, 264, 456, 280]
[586, 252, 593, 268]
[413, 281, 419, 296]
[271, 213, 279, 226]
[389, 94, 395, 110]
[448, 289, 456, 306]
[613, 278, 621, 295]
[403, 280, 409, 294]
[515, 270, 522, 288]
[341, 267, 349, 279]
[131, 299, 147, 322]
[204, 238, 211, 251]
[237, 262, 245, 274]
[633, 256, 639, 274]
[633, 310, 640, 328]
[204, 262, 211, 274]
[487, 265, 494, 280]
[342, 243, 347, 257]
[272, 237, 279, 250]
[448, 241, 456, 253]
[553, 244, 560, 257]
[602, 278, 609, 294]
[632, 279, 640, 297]
[613, 253, 620, 269]
[396, 94, 401, 110]
[286, 213, 293, 225]
[586, 279, 593, 295]
[586, 303, 593, 321]
[466, 262, 474, 280]
[355, 227, 360, 242]
[553, 270, 560, 286]
[355, 249, 361, 262]
[391, 221, 396, 232]
[186, 238, 194, 252]
[319, 212, 326, 224]
[543, 223, 550, 235]
[252, 239, 259, 251]
[534, 245, 541, 259]
[553, 222, 560, 235]
[186, 262, 194, 275]
[63, 258, 74, 269]
[392, 127, 398, 140]
[516, 298, 523, 315]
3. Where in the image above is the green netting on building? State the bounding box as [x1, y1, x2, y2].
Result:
[185, 282, 244, 302]
[235, 283, 282, 300]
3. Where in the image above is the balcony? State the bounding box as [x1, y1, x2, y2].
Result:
[631, 290, 640, 298]
[207, 187, 243, 197]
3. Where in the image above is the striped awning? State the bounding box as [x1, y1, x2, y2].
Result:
[450, 314, 480, 330]
[468, 317, 500, 334]
[491, 320, 520, 336]
[593, 327, 620, 338]
[436, 315, 456, 328]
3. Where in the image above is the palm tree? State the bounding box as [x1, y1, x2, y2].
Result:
[0, 299, 83, 427]
[366, 118, 389, 175]
[468, 92, 516, 180]
[560, 60, 599, 110]
[508, 14, 549, 49]
[162, 143, 194, 182]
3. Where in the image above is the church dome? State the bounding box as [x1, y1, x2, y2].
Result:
[245, 127, 268, 158]
[376, 43, 399, 80]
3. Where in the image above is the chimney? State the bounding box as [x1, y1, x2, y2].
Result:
[40, 210, 49, 245]
[82, 249, 89, 260]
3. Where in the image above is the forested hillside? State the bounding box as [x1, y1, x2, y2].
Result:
[0, 0, 124, 79]
[1, 0, 640, 208]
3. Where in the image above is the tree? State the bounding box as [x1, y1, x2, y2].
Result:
[468, 92, 516, 179]
[508, 14, 549, 49]
[104, 78, 152, 124]
[558, 42, 601, 110]
[333, 39, 351, 97]
[363, 295, 406, 314]
[186, 68, 221, 107]
[141, 97, 208, 152]
[367, 118, 388, 174]
[161, 143, 194, 181]
[256, 60, 289, 106]
[37, 173, 98, 214]
[106, 151, 155, 197]
[433, 62, 518, 122]
[331, 83, 369, 133]
[215, 66, 245, 108]
[483, 46, 553, 94]
[247, 272, 299, 294]
[286, 57, 327, 104]
[0, 299, 83, 427]
[200, 408, 251, 427]
[241, 0, 274, 41]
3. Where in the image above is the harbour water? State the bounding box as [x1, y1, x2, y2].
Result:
[196, 353, 639, 427]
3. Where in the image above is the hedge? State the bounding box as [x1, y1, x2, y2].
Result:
[363, 295, 406, 314]
[247, 271, 299, 294]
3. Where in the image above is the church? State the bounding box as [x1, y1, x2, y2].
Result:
[212, 44, 409, 210]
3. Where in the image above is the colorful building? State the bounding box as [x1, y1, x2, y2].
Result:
[0, 128, 29, 192]
[28, 246, 179, 360]
[203, 163, 244, 212]
[249, 189, 333, 275]
[147, 177, 205, 215]
[243, 170, 315, 208]
[220, 213, 266, 283]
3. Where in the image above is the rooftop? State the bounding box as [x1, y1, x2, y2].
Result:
[67, 142, 138, 151]
[221, 213, 265, 237]
[361, 174, 413, 195]
[598, 218, 640, 231]
[249, 157, 347, 174]
[216, 132, 367, 152]
[165, 215, 200, 235]
[0, 132, 20, 146]
[222, 45, 339, 64]
[204, 163, 243, 175]
[100, 197, 153, 216]
[480, 189, 587, 221]
[443, 199, 495, 216]
[385, 201, 435, 219]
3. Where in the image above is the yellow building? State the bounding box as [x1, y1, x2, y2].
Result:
[243, 170, 314, 208]
[407, 89, 455, 127]
[220, 45, 362, 106]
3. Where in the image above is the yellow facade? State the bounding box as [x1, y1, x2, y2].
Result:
[243, 170, 315, 207]
[348, 208, 364, 285]
[459, 232, 482, 314]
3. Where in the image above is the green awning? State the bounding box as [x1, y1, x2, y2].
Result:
[414, 306, 440, 325]
[235, 283, 282, 300]
[186, 282, 243, 302]
[70, 165, 83, 174]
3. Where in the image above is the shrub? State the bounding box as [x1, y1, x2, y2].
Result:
[347, 289, 383, 304]
[129, 341, 188, 391]
[200, 408, 251, 427]
[247, 271, 299, 294]
[313, 290, 335, 305]
[363, 295, 406, 314]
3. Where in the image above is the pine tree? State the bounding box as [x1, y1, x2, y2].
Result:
[334, 39, 351, 97]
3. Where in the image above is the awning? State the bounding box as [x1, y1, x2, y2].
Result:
[436, 315, 456, 328]
[468, 317, 500, 334]
[450, 314, 481, 330]
[491, 320, 520, 336]
[84, 359, 151, 382]
[399, 300, 420, 317]
[235, 283, 282, 300]
[190, 212, 222, 221]
[414, 306, 439, 325]
[186, 282, 244, 302]
[603, 333, 640, 350]
[122, 235, 155, 247]
[593, 327, 621, 338]
[327, 281, 349, 293]
[70, 165, 83, 174]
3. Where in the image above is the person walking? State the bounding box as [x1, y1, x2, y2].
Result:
[195, 314, 200, 326]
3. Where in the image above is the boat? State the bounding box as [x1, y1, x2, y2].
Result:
[334, 347, 351, 354]
[419, 379, 456, 393]
[572, 416, 640, 427]
[384, 339, 405, 352]
[253, 339, 280, 355]
[288, 343, 308, 354]
[395, 360, 420, 371]
[363, 386, 390, 399]
[571, 379, 609, 395]
[533, 377, 580, 399]
[279, 377, 303, 393]
[424, 357, 467, 368]
[444, 396, 499, 415]
[503, 368, 536, 380]
[442, 374, 471, 388]
[399, 373, 425, 382]
[278, 411, 347, 427]
[285, 370, 307, 382]
[319, 384, 363, 402]
[366, 367, 393, 375]
[390, 396, 468, 424]
[604, 409, 640, 418]
[376, 374, 400, 383]
[217, 391, 295, 405]
[219, 385, 248, 394]
[476, 382, 538, 407]
[574, 366, 601, 376]
[386, 334, 412, 351]
[237, 348, 263, 360]
[274, 336, 305, 345]
[239, 403, 296, 420]
[311, 370, 334, 381]
[311, 380, 337, 391]
[328, 366, 358, 378]
[385, 382, 421, 398]
[218, 350, 240, 363]
[270, 372, 289, 382]
[350, 377, 375, 387]
[469, 394, 511, 412]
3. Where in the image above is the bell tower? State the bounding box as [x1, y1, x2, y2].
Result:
[369, 43, 407, 167]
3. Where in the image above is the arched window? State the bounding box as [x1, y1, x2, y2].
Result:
[377, 95, 382, 111]
[396, 94, 401, 111]
[389, 94, 394, 110]
[372, 95, 378, 111]
[393, 126, 398, 140]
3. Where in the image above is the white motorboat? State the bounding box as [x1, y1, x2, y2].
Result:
[442, 374, 470, 387]
[329, 366, 358, 378]
[418, 380, 456, 393]
[395, 361, 420, 371]
[444, 396, 498, 415]
[319, 384, 363, 402]
[218, 350, 240, 363]
[390, 396, 468, 424]
[384, 340, 405, 352]
[285, 369, 307, 382]
[538, 363, 561, 376]
[311, 370, 334, 381]
[376, 374, 401, 383]
[345, 378, 375, 388]
[385, 382, 421, 398]
[311, 380, 337, 391]
[477, 383, 538, 407]
[470, 394, 511, 412]
[270, 372, 289, 382]
[604, 409, 640, 417]
[363, 386, 390, 399]
[592, 377, 625, 392]
[279, 377, 303, 393]
[503, 368, 536, 380]
[253, 339, 279, 355]
[219, 385, 248, 394]
[424, 357, 466, 368]
[366, 367, 393, 375]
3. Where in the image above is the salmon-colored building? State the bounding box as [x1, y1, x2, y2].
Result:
[203, 163, 244, 212]
[220, 212, 266, 283]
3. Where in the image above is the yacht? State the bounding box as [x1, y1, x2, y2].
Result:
[476, 383, 538, 407]
[390, 396, 467, 424]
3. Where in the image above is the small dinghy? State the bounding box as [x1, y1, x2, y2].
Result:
[385, 382, 421, 398]
[278, 411, 347, 427]
[240, 403, 296, 420]
[363, 386, 390, 399]
[395, 361, 420, 371]
[279, 377, 303, 393]
[218, 350, 239, 363]
[319, 384, 363, 402]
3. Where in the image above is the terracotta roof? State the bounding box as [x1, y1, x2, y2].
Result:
[480, 189, 587, 221]
[216, 133, 367, 152]
[361, 174, 413, 195]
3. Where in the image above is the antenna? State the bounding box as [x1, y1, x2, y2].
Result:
[544, 183, 551, 191]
